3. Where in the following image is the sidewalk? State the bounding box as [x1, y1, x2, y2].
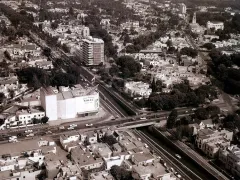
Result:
[48, 106, 113, 126]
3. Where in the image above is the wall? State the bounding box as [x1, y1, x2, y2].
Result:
[45, 95, 58, 121]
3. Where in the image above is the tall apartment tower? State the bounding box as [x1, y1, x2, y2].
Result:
[82, 37, 104, 65]
[192, 12, 197, 24]
[180, 3, 186, 14]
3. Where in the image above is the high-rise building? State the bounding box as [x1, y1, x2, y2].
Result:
[82, 37, 104, 65]
[179, 3, 186, 14]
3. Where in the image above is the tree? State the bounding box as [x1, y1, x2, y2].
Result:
[8, 89, 15, 99]
[223, 113, 240, 131]
[4, 51, 11, 60]
[32, 118, 40, 124]
[202, 43, 215, 50]
[0, 93, 6, 104]
[232, 14, 240, 32]
[62, 44, 69, 53]
[195, 108, 209, 120]
[206, 105, 220, 117]
[42, 47, 51, 57]
[69, 7, 74, 16]
[155, 80, 163, 92]
[116, 56, 141, 78]
[167, 109, 178, 129]
[180, 47, 198, 58]
[51, 21, 58, 29]
[135, 98, 146, 108]
[110, 165, 133, 180]
[166, 40, 173, 47]
[151, 78, 156, 92]
[109, 65, 119, 77]
[41, 116, 49, 124]
[19, 10, 27, 16]
[102, 135, 117, 145]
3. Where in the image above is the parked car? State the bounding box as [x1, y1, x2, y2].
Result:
[69, 124, 77, 127]
[26, 133, 34, 137]
[59, 126, 65, 130]
[25, 129, 33, 133]
[85, 123, 93, 127]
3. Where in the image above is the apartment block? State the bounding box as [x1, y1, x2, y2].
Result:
[82, 37, 104, 65]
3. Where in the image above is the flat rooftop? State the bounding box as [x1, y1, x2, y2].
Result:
[132, 163, 168, 177]
[0, 137, 53, 156]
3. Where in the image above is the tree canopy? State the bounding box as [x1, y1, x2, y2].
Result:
[110, 165, 133, 180]
[167, 109, 178, 129]
[208, 50, 240, 94]
[116, 56, 141, 78]
[180, 47, 198, 58]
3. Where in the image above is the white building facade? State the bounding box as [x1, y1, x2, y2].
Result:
[40, 85, 99, 121]
[179, 3, 186, 14]
[207, 21, 224, 31]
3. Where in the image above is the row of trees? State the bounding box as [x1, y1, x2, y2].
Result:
[180, 47, 198, 58]
[148, 81, 217, 111]
[32, 116, 49, 124]
[16, 65, 81, 89]
[167, 105, 221, 132]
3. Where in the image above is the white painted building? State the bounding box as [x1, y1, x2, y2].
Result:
[124, 81, 152, 98]
[207, 21, 224, 31]
[179, 3, 186, 14]
[195, 129, 233, 158]
[40, 85, 99, 121]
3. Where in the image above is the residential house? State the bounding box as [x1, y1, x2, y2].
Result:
[195, 129, 233, 158]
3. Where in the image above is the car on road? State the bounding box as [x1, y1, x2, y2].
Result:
[185, 110, 188, 113]
[144, 143, 149, 148]
[25, 129, 33, 133]
[175, 154, 181, 159]
[67, 127, 74, 130]
[26, 133, 34, 137]
[70, 124, 77, 127]
[85, 123, 93, 127]
[170, 167, 174, 172]
[176, 174, 182, 178]
[163, 162, 167, 167]
[140, 117, 146, 120]
[59, 126, 65, 130]
[192, 108, 196, 111]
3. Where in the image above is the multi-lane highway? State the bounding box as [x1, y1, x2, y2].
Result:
[0, 108, 193, 140]
[134, 128, 229, 180]
[133, 129, 203, 180]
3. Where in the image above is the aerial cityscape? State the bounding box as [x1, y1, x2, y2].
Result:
[0, 0, 239, 179]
